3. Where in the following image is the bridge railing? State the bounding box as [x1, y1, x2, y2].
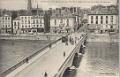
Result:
[55, 34, 87, 77]
[0, 34, 69, 77]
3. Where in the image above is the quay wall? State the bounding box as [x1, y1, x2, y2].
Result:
[0, 34, 65, 40]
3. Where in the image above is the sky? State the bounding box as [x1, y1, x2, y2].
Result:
[0, 0, 117, 10]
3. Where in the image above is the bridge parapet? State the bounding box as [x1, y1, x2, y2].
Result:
[55, 33, 87, 77]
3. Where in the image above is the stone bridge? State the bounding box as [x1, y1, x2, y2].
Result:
[1, 32, 87, 77]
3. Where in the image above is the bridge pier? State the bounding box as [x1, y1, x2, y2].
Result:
[72, 53, 82, 68]
[58, 52, 83, 77]
[79, 43, 86, 54]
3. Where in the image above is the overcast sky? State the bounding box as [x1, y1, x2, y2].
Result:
[0, 0, 117, 10]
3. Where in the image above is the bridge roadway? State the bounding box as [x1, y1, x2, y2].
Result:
[5, 32, 86, 77]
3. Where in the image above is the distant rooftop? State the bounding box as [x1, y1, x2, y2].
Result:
[13, 17, 20, 20]
[51, 13, 75, 18]
[89, 5, 118, 15]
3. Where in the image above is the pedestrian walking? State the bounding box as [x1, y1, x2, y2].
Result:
[26, 58, 29, 63]
[63, 52, 66, 57]
[75, 37, 77, 44]
[44, 72, 48, 77]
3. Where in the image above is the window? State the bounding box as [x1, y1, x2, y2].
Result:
[28, 21, 30, 24]
[54, 19, 56, 25]
[96, 16, 98, 24]
[14, 22, 16, 26]
[91, 16, 93, 24]
[106, 16, 108, 24]
[5, 17, 7, 20]
[101, 16, 103, 24]
[37, 25, 39, 28]
[111, 26, 113, 28]
[96, 21, 98, 24]
[21, 17, 23, 19]
[96, 16, 98, 19]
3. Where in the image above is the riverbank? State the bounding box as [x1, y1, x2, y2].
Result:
[0, 33, 65, 40]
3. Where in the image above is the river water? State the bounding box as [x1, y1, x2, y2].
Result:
[64, 33, 119, 77]
[0, 40, 52, 74]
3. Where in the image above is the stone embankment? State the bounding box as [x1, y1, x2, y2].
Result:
[0, 33, 65, 40]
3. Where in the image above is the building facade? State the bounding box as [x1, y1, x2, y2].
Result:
[88, 14, 118, 33]
[13, 17, 20, 34]
[50, 14, 76, 33]
[0, 14, 12, 34]
[31, 15, 44, 33]
[12, 15, 45, 34]
[19, 15, 33, 33]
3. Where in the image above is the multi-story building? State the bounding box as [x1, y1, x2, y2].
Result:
[31, 15, 44, 33]
[0, 14, 12, 34]
[88, 14, 118, 33]
[50, 7, 82, 33]
[50, 14, 76, 33]
[12, 15, 45, 34]
[13, 17, 20, 34]
[19, 15, 32, 33]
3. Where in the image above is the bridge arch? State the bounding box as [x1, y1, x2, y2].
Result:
[62, 67, 77, 77]
[62, 67, 70, 77]
[72, 53, 82, 68]
[79, 43, 86, 54]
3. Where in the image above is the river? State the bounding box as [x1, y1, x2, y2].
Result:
[0, 40, 52, 74]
